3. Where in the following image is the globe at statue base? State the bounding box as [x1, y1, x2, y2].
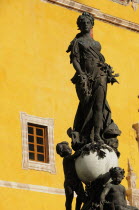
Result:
[75, 146, 118, 184]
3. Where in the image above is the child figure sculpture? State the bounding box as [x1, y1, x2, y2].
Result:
[100, 167, 138, 210]
[56, 141, 85, 210]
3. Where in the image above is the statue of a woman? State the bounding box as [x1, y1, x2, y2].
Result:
[67, 12, 121, 145]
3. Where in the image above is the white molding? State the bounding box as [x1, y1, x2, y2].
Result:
[109, 0, 139, 11]
[20, 112, 56, 174]
[109, 0, 130, 5]
[0, 180, 64, 195]
[0, 179, 135, 203]
[41, 0, 139, 33]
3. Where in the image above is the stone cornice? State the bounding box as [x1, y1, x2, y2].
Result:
[42, 0, 139, 33]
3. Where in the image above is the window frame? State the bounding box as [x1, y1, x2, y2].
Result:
[20, 112, 56, 174]
[28, 123, 49, 163]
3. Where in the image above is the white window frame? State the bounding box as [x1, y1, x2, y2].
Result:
[20, 112, 56, 174]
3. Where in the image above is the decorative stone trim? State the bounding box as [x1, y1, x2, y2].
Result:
[126, 160, 139, 208]
[20, 112, 56, 174]
[132, 0, 139, 11]
[109, 0, 130, 6]
[126, 160, 137, 189]
[127, 189, 139, 208]
[42, 0, 139, 32]
[109, 0, 139, 11]
[0, 180, 64, 195]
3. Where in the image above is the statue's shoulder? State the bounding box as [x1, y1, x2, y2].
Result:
[93, 39, 102, 51]
[119, 184, 126, 191]
[66, 33, 82, 53]
[105, 182, 112, 189]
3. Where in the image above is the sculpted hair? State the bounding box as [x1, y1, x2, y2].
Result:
[56, 141, 69, 157]
[77, 12, 94, 30]
[110, 167, 125, 178]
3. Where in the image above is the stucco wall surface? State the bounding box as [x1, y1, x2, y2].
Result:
[0, 0, 139, 209]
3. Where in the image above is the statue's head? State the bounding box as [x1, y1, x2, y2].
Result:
[77, 12, 94, 33]
[56, 141, 72, 157]
[110, 167, 125, 184]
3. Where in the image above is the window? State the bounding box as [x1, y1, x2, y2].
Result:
[20, 112, 56, 173]
[28, 123, 49, 163]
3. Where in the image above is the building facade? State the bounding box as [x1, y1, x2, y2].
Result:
[0, 0, 139, 209]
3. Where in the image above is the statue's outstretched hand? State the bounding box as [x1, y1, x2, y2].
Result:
[114, 73, 119, 77]
[111, 77, 119, 85]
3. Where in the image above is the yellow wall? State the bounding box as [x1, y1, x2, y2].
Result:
[0, 0, 139, 209]
[0, 187, 65, 210]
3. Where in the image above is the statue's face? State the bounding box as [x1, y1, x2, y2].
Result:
[112, 174, 123, 184]
[61, 144, 72, 157]
[80, 18, 92, 33]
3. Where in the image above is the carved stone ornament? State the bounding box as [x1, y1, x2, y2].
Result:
[126, 160, 139, 208]
[126, 160, 137, 189]
[110, 0, 130, 5]
[109, 0, 139, 10]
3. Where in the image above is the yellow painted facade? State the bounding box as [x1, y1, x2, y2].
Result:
[0, 0, 139, 209]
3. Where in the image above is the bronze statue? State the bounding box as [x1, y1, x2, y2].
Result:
[67, 12, 121, 146]
[56, 142, 86, 210]
[100, 167, 138, 210]
[56, 12, 138, 210]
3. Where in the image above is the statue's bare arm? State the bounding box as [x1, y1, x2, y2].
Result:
[100, 183, 111, 204]
[72, 57, 83, 76]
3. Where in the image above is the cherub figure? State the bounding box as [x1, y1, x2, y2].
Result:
[100, 167, 138, 210]
[56, 141, 85, 210]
